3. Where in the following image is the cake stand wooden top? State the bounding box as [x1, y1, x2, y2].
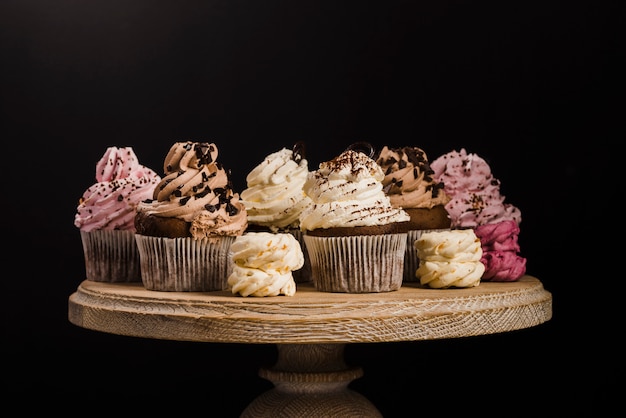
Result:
[68, 275, 552, 344]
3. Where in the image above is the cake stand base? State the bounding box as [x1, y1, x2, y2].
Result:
[241, 343, 382, 417]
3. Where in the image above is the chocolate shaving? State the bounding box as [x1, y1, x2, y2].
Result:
[346, 141, 375, 159]
[292, 141, 306, 163]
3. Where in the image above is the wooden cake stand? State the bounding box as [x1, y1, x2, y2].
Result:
[68, 275, 552, 417]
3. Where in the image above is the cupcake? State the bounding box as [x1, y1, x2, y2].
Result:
[414, 229, 484, 288]
[134, 141, 248, 291]
[227, 232, 304, 297]
[299, 147, 410, 293]
[375, 145, 451, 282]
[239, 142, 313, 283]
[74, 146, 161, 282]
[431, 148, 526, 281]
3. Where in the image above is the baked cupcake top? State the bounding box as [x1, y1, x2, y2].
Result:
[227, 232, 303, 297]
[414, 229, 485, 288]
[375, 145, 450, 209]
[135, 141, 247, 239]
[299, 149, 410, 231]
[240, 144, 312, 231]
[430, 148, 521, 228]
[75, 146, 161, 232]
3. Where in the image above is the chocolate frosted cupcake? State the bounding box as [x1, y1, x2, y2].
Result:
[239, 142, 313, 283]
[74, 146, 160, 282]
[134, 141, 248, 291]
[300, 144, 410, 293]
[375, 146, 451, 282]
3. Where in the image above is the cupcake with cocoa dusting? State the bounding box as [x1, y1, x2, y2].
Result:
[75, 146, 160, 282]
[240, 142, 313, 282]
[300, 143, 410, 293]
[134, 141, 248, 291]
[375, 145, 451, 282]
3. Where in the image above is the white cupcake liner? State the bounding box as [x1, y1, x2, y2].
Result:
[404, 228, 451, 282]
[135, 234, 235, 292]
[80, 230, 141, 283]
[303, 233, 407, 293]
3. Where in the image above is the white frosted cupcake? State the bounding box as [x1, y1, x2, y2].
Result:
[74, 146, 160, 282]
[300, 147, 410, 293]
[134, 141, 248, 291]
[240, 143, 313, 283]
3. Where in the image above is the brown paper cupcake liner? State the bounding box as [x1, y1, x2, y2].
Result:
[303, 233, 407, 293]
[80, 230, 141, 283]
[135, 234, 235, 292]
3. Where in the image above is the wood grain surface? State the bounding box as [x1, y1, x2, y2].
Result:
[68, 275, 552, 344]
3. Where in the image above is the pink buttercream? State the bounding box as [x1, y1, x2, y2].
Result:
[480, 251, 527, 281]
[474, 220, 521, 252]
[75, 147, 161, 232]
[430, 148, 521, 228]
[475, 220, 526, 281]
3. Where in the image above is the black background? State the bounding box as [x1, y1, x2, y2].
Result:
[2, 1, 621, 416]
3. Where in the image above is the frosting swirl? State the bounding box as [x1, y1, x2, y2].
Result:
[136, 141, 247, 239]
[475, 220, 527, 281]
[375, 146, 450, 209]
[299, 150, 410, 230]
[227, 232, 303, 297]
[430, 148, 521, 228]
[414, 229, 484, 288]
[240, 147, 312, 231]
[75, 146, 160, 232]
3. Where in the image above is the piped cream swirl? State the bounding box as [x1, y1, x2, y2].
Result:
[240, 147, 312, 231]
[414, 229, 484, 288]
[227, 232, 303, 297]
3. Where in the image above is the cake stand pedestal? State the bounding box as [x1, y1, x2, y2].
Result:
[68, 275, 552, 417]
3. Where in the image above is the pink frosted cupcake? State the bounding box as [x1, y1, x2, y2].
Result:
[134, 141, 248, 291]
[431, 148, 526, 281]
[300, 146, 410, 293]
[74, 146, 161, 282]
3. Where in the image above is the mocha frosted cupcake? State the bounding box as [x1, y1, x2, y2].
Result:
[74, 146, 161, 282]
[134, 141, 248, 291]
[300, 147, 410, 293]
[375, 146, 451, 282]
